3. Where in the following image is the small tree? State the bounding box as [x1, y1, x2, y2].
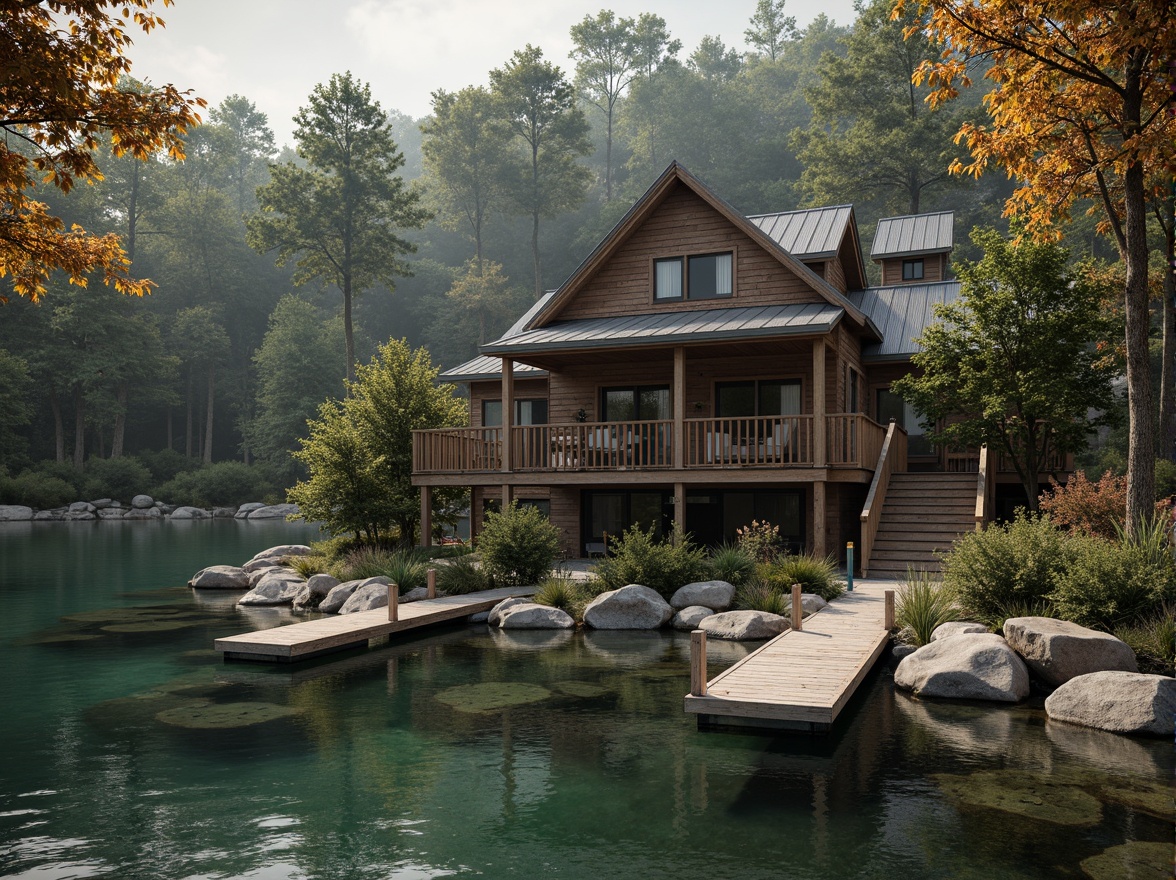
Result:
[892, 228, 1117, 508]
[477, 502, 561, 587]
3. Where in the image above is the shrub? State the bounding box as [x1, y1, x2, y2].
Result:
[0, 469, 75, 508]
[941, 512, 1073, 621]
[709, 541, 754, 587]
[288, 554, 331, 579]
[136, 448, 201, 485]
[1115, 604, 1176, 676]
[477, 502, 561, 587]
[895, 570, 962, 646]
[1038, 470, 1127, 539]
[82, 456, 152, 502]
[155, 462, 276, 508]
[29, 460, 87, 496]
[331, 547, 429, 593]
[984, 599, 1056, 632]
[533, 575, 578, 613]
[594, 525, 711, 600]
[736, 519, 783, 563]
[734, 582, 789, 615]
[436, 556, 490, 595]
[750, 554, 845, 602]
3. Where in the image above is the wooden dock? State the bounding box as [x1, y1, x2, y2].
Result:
[683, 582, 893, 732]
[215, 586, 534, 663]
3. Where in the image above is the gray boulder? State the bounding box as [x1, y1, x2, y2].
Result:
[467, 611, 491, 624]
[247, 565, 281, 587]
[307, 574, 340, 598]
[790, 593, 828, 616]
[894, 633, 1029, 702]
[169, 506, 208, 520]
[584, 584, 673, 630]
[0, 505, 34, 522]
[400, 587, 429, 603]
[248, 544, 312, 563]
[123, 506, 162, 520]
[1003, 616, 1138, 687]
[338, 582, 391, 614]
[499, 602, 575, 629]
[670, 580, 735, 611]
[212, 507, 237, 518]
[931, 621, 990, 642]
[319, 579, 370, 614]
[69, 501, 96, 514]
[488, 596, 532, 626]
[892, 644, 918, 660]
[234, 502, 266, 519]
[97, 508, 125, 520]
[700, 610, 789, 640]
[1045, 671, 1176, 736]
[243, 558, 281, 574]
[131, 494, 154, 509]
[671, 605, 714, 631]
[91, 498, 114, 509]
[189, 565, 251, 589]
[64, 509, 97, 521]
[237, 573, 305, 606]
[34, 509, 63, 521]
[247, 503, 299, 519]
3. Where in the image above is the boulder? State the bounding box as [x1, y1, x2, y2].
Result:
[212, 507, 237, 518]
[247, 566, 282, 587]
[189, 565, 251, 589]
[0, 505, 35, 521]
[1044, 671, 1176, 737]
[123, 506, 162, 520]
[894, 633, 1029, 702]
[319, 580, 362, 614]
[237, 573, 305, 606]
[234, 502, 266, 519]
[931, 621, 990, 642]
[64, 509, 97, 521]
[790, 593, 828, 616]
[488, 597, 532, 627]
[90, 498, 114, 509]
[243, 558, 281, 574]
[467, 611, 491, 624]
[248, 544, 312, 563]
[307, 574, 340, 598]
[1003, 617, 1138, 687]
[400, 587, 429, 603]
[247, 503, 299, 519]
[34, 509, 63, 521]
[157, 504, 175, 515]
[670, 580, 735, 611]
[671, 605, 714, 631]
[892, 644, 918, 660]
[69, 501, 96, 514]
[97, 508, 125, 520]
[499, 602, 575, 629]
[699, 610, 789, 641]
[583, 584, 673, 630]
[338, 582, 391, 614]
[169, 506, 208, 520]
[131, 494, 154, 509]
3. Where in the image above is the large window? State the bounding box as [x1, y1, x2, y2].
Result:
[601, 385, 671, 421]
[583, 490, 672, 553]
[482, 398, 548, 426]
[654, 252, 732, 300]
[715, 379, 801, 417]
[876, 388, 932, 455]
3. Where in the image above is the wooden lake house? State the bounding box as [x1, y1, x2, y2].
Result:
[411, 163, 1062, 576]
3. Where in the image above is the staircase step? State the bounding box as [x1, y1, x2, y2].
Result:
[877, 513, 975, 525]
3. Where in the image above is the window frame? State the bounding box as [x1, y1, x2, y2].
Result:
[481, 398, 548, 427]
[714, 378, 803, 418]
[902, 258, 925, 281]
[651, 249, 735, 303]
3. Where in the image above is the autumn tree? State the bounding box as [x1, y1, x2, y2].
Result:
[247, 73, 429, 381]
[899, 0, 1176, 531]
[892, 228, 1117, 508]
[745, 0, 798, 62]
[0, 0, 202, 301]
[490, 46, 592, 298]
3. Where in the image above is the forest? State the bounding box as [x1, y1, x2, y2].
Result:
[0, 0, 1162, 508]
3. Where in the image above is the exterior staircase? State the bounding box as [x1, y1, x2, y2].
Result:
[867, 472, 976, 577]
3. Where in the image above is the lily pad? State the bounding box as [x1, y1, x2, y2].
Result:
[553, 681, 609, 699]
[934, 770, 1103, 826]
[155, 701, 301, 730]
[435, 682, 551, 713]
[1080, 841, 1172, 879]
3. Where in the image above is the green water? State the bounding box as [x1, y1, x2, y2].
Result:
[0, 522, 1171, 879]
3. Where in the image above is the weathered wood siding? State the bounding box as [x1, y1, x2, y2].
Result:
[469, 378, 549, 426]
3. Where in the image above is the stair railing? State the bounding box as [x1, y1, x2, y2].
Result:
[859, 419, 907, 578]
[974, 443, 994, 531]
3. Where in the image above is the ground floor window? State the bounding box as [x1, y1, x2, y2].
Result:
[582, 491, 672, 554]
[482, 498, 550, 518]
[685, 489, 804, 552]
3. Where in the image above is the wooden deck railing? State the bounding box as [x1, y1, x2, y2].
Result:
[974, 443, 995, 531]
[827, 414, 888, 468]
[859, 420, 908, 578]
[683, 415, 813, 467]
[413, 427, 502, 473]
[510, 421, 674, 471]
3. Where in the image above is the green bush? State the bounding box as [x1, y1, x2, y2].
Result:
[709, 541, 754, 587]
[750, 554, 845, 602]
[533, 575, 578, 612]
[29, 460, 87, 496]
[941, 512, 1072, 621]
[895, 570, 962, 646]
[0, 469, 75, 508]
[436, 556, 490, 595]
[155, 462, 276, 508]
[331, 547, 429, 593]
[288, 554, 331, 579]
[136, 448, 201, 485]
[734, 581, 789, 615]
[477, 502, 561, 587]
[593, 525, 712, 600]
[82, 456, 152, 502]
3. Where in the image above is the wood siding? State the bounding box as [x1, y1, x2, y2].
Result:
[879, 253, 946, 286]
[470, 378, 549, 426]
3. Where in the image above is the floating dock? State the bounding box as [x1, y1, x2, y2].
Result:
[215, 586, 534, 663]
[684, 582, 893, 732]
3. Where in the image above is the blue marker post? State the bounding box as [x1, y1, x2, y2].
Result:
[846, 542, 854, 592]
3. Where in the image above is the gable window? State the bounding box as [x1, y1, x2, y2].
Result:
[653, 252, 733, 301]
[902, 259, 924, 281]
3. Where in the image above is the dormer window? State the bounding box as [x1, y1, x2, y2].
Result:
[654, 252, 733, 301]
[902, 259, 924, 281]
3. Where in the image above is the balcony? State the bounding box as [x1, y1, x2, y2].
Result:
[413, 414, 886, 475]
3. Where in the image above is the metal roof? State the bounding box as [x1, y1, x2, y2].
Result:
[848, 281, 961, 361]
[441, 356, 548, 383]
[748, 205, 853, 259]
[483, 303, 845, 356]
[870, 211, 954, 259]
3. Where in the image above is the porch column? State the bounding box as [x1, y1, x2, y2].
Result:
[501, 358, 513, 473]
[673, 346, 685, 469]
[673, 481, 685, 544]
[812, 482, 827, 557]
[501, 483, 513, 508]
[420, 487, 432, 548]
[812, 339, 827, 467]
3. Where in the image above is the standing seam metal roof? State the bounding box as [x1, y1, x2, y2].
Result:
[847, 281, 960, 360]
[747, 206, 854, 259]
[870, 211, 955, 259]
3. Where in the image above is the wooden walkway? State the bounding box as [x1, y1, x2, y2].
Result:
[215, 586, 534, 663]
[683, 582, 893, 732]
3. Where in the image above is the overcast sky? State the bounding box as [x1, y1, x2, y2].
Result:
[127, 0, 859, 149]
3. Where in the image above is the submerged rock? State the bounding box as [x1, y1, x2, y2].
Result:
[435, 682, 551, 713]
[933, 769, 1102, 826]
[930, 621, 989, 641]
[189, 565, 250, 589]
[154, 701, 301, 730]
[670, 580, 735, 611]
[1044, 671, 1175, 737]
[1079, 842, 1173, 880]
[671, 605, 714, 631]
[1003, 616, 1137, 687]
[894, 633, 1029, 702]
[583, 584, 673, 630]
[699, 609, 789, 640]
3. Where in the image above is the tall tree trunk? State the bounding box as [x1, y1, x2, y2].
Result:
[111, 383, 128, 458]
[185, 369, 194, 458]
[204, 363, 215, 465]
[531, 209, 542, 300]
[72, 383, 85, 471]
[50, 388, 64, 463]
[605, 100, 614, 201]
[96, 425, 105, 460]
[127, 163, 139, 263]
[1159, 191, 1175, 462]
[343, 273, 355, 385]
[1123, 156, 1156, 533]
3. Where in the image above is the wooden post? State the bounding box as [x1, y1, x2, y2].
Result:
[427, 568, 437, 599]
[884, 589, 895, 630]
[420, 487, 432, 548]
[673, 346, 685, 469]
[690, 629, 708, 696]
[812, 481, 827, 557]
[388, 583, 399, 622]
[501, 358, 513, 473]
[812, 339, 827, 468]
[791, 583, 803, 631]
[673, 481, 685, 544]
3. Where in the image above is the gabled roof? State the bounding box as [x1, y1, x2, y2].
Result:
[441, 357, 548, 383]
[519, 162, 880, 341]
[848, 281, 960, 362]
[870, 211, 954, 260]
[481, 303, 844, 357]
[748, 205, 853, 260]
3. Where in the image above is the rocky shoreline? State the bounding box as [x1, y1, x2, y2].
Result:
[0, 497, 300, 522]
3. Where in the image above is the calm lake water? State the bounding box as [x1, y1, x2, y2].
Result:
[0, 521, 1171, 880]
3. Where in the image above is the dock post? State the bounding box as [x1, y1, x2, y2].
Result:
[846, 542, 854, 591]
[690, 630, 708, 696]
[427, 568, 437, 599]
[791, 584, 803, 631]
[388, 584, 399, 622]
[884, 589, 895, 631]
